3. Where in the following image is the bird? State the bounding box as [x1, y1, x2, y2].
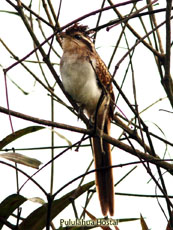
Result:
[60, 23, 115, 216]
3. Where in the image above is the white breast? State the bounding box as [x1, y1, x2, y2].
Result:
[60, 53, 101, 115]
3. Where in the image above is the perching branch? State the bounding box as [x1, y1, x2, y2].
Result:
[0, 106, 173, 174]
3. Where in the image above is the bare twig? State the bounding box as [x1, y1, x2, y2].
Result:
[0, 106, 173, 173]
[0, 106, 90, 135]
[161, 0, 173, 108]
[107, 0, 158, 31]
[113, 18, 168, 77]
[146, 0, 164, 54]
[0, 160, 47, 195]
[107, 0, 164, 61]
[93, 0, 106, 44]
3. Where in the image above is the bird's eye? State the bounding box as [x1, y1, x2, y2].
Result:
[74, 34, 81, 40]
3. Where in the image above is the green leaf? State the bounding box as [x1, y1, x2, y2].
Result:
[0, 126, 45, 150]
[0, 152, 42, 169]
[19, 181, 95, 230]
[118, 217, 139, 223]
[0, 194, 27, 229]
[0, 10, 19, 16]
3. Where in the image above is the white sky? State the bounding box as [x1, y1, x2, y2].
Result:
[0, 1, 172, 230]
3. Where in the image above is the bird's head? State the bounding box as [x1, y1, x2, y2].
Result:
[60, 24, 95, 52]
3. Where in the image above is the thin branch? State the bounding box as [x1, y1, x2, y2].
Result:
[0, 106, 173, 173]
[115, 112, 173, 147]
[56, 0, 62, 24]
[0, 160, 47, 195]
[4, 72, 14, 133]
[0, 216, 16, 230]
[134, 2, 164, 79]
[114, 166, 137, 187]
[0, 38, 69, 112]
[91, 7, 173, 32]
[19, 136, 90, 192]
[47, 0, 57, 23]
[42, 0, 54, 25]
[53, 159, 173, 198]
[107, 0, 164, 61]
[146, 0, 164, 54]
[108, 18, 129, 70]
[4, 0, 142, 75]
[113, 17, 168, 77]
[4, 3, 88, 124]
[165, 0, 172, 75]
[106, 0, 158, 31]
[116, 192, 173, 198]
[124, 133, 173, 211]
[1, 144, 90, 152]
[93, 0, 106, 44]
[29, 9, 51, 88]
[0, 106, 90, 135]
[62, 0, 142, 29]
[161, 0, 173, 108]
[50, 92, 55, 195]
[7, 0, 53, 28]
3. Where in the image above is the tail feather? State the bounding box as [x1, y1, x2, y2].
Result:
[92, 118, 114, 216]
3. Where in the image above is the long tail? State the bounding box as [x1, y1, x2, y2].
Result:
[92, 118, 114, 216]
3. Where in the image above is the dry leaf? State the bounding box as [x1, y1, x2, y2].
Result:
[48, 128, 72, 146]
[83, 208, 113, 230]
[0, 152, 42, 169]
[140, 214, 149, 230]
[28, 197, 45, 205]
[166, 210, 173, 230]
[114, 226, 120, 230]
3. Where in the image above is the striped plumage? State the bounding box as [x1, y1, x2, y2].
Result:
[60, 24, 115, 216]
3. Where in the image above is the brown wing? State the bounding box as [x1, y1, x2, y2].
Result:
[95, 56, 115, 118]
[93, 55, 115, 216]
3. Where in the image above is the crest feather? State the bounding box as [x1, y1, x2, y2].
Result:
[65, 23, 92, 36]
